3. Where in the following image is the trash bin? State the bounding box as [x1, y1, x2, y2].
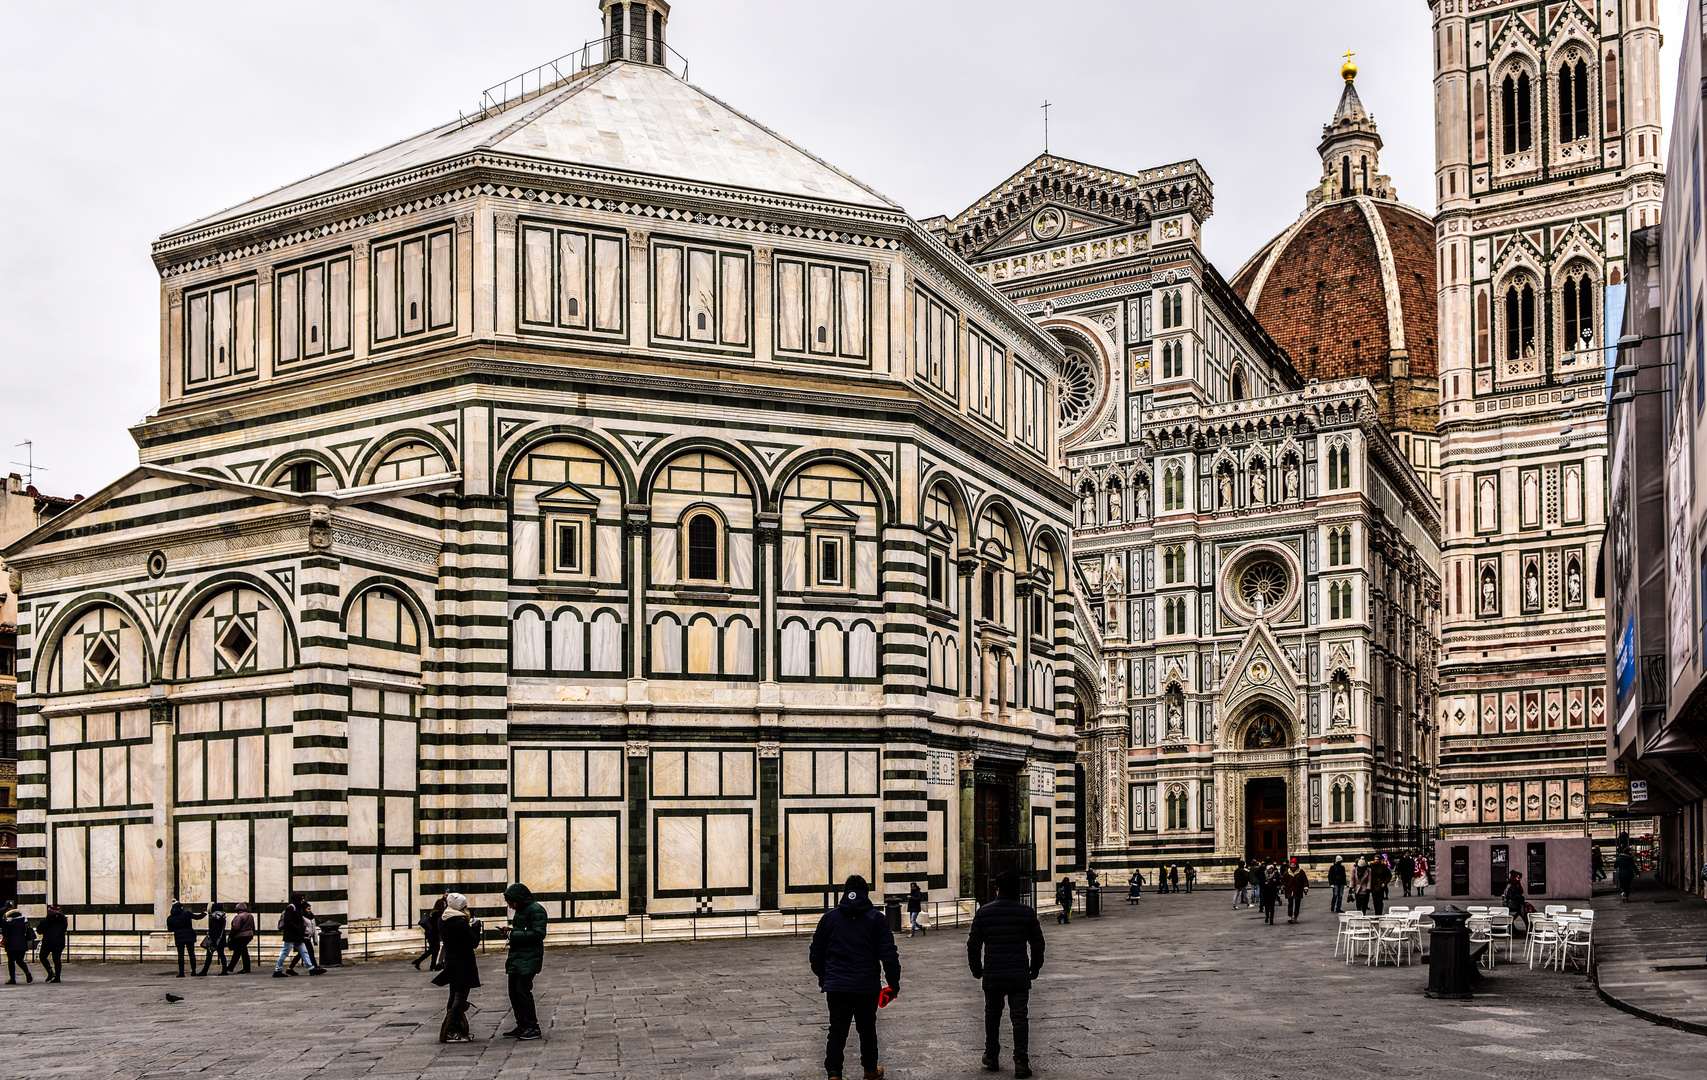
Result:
[318, 920, 345, 967]
[1085, 885, 1102, 917]
[884, 897, 902, 932]
[1424, 905, 1472, 999]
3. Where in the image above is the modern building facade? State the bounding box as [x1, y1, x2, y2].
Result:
[3, 1, 1082, 941]
[928, 136, 1442, 877]
[1611, 0, 1707, 893]
[1430, 0, 1664, 839]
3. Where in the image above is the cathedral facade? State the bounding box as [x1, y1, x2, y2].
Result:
[4, 1, 1082, 940]
[1430, 0, 1664, 838]
[930, 141, 1442, 877]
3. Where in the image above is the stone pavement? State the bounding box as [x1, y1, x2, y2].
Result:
[1, 889, 1703, 1079]
[1590, 873, 1707, 1034]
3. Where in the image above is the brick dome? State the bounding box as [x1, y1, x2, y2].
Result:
[1231, 196, 1438, 389]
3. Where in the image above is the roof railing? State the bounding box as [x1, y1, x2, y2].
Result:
[457, 38, 690, 129]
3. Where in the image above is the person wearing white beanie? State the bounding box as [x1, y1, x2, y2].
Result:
[432, 892, 481, 1042]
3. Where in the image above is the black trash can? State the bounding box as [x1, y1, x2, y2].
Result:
[1424, 905, 1472, 999]
[1085, 885, 1102, 917]
[318, 920, 345, 967]
[884, 897, 902, 932]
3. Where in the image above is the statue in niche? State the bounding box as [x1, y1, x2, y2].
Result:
[1107, 488, 1123, 524]
[1245, 714, 1284, 749]
[1250, 469, 1266, 505]
[1567, 563, 1583, 605]
[1081, 492, 1097, 527]
[1481, 572, 1497, 613]
[1218, 472, 1234, 508]
[1165, 696, 1184, 739]
[1109, 661, 1125, 702]
[1106, 554, 1124, 594]
[1332, 685, 1350, 727]
[1285, 462, 1300, 501]
[1135, 484, 1150, 519]
[1524, 565, 1540, 609]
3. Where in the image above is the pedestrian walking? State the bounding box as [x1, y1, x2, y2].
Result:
[432, 892, 481, 1043]
[196, 902, 228, 976]
[499, 881, 546, 1040]
[1370, 855, 1392, 916]
[2, 907, 37, 984]
[1351, 857, 1372, 915]
[1232, 862, 1251, 908]
[414, 896, 446, 970]
[1327, 856, 1347, 913]
[1258, 861, 1281, 925]
[1591, 846, 1606, 882]
[1502, 871, 1530, 934]
[288, 899, 320, 973]
[1614, 848, 1637, 901]
[1054, 877, 1074, 924]
[226, 903, 256, 974]
[1169, 866, 1180, 894]
[1184, 863, 1196, 893]
[37, 905, 66, 983]
[1127, 869, 1142, 904]
[272, 893, 323, 977]
[906, 883, 927, 937]
[1283, 858, 1309, 923]
[967, 870, 1045, 1079]
[1157, 864, 1169, 895]
[167, 901, 203, 978]
[1397, 852, 1416, 897]
[1417, 852, 1433, 890]
[809, 875, 899, 1080]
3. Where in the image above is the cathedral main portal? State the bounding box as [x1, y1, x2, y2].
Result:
[1245, 777, 1288, 865]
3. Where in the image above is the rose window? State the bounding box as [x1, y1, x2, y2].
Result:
[1238, 560, 1288, 611]
[1058, 349, 1098, 431]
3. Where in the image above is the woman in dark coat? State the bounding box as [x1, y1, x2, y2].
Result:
[1258, 861, 1282, 925]
[166, 901, 204, 977]
[433, 892, 481, 1042]
[414, 895, 447, 970]
[196, 902, 227, 976]
[38, 905, 68, 982]
[1502, 871, 1530, 934]
[225, 903, 256, 974]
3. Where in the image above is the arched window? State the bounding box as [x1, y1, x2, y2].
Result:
[1562, 270, 1595, 349]
[1341, 155, 1352, 195]
[686, 513, 719, 580]
[1331, 778, 1353, 824]
[1501, 71, 1533, 153]
[1558, 59, 1590, 142]
[174, 586, 290, 679]
[1230, 367, 1247, 400]
[1360, 155, 1369, 193]
[1326, 444, 1350, 490]
[1163, 545, 1185, 584]
[370, 441, 448, 484]
[1162, 466, 1185, 512]
[1504, 281, 1536, 358]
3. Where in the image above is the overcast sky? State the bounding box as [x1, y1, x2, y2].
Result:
[0, 0, 1686, 497]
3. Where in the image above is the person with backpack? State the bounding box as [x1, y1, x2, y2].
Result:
[273, 893, 324, 977]
[166, 901, 204, 978]
[1054, 877, 1074, 924]
[432, 892, 481, 1043]
[1184, 864, 1197, 893]
[967, 870, 1045, 1079]
[287, 899, 322, 973]
[809, 875, 899, 1080]
[499, 882, 547, 1041]
[196, 902, 228, 976]
[1232, 861, 1251, 909]
[1614, 848, 1638, 901]
[2, 907, 37, 984]
[414, 896, 446, 970]
[37, 905, 67, 983]
[1169, 865, 1180, 893]
[225, 903, 256, 974]
[1396, 852, 1416, 897]
[906, 883, 927, 937]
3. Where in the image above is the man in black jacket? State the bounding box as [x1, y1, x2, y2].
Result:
[968, 871, 1046, 1079]
[272, 893, 324, 977]
[38, 905, 68, 982]
[809, 875, 899, 1080]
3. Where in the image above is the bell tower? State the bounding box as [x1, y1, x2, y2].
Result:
[601, 0, 671, 65]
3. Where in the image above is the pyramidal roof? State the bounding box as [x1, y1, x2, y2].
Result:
[169, 59, 898, 238]
[1333, 80, 1368, 123]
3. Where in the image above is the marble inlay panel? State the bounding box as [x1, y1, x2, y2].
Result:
[553, 612, 584, 671]
[652, 527, 678, 586]
[687, 618, 716, 673]
[788, 813, 828, 887]
[781, 621, 809, 676]
[519, 817, 568, 893]
[551, 750, 584, 797]
[513, 520, 540, 581]
[56, 827, 86, 906]
[653, 618, 682, 673]
[125, 823, 154, 905]
[654, 751, 686, 797]
[178, 820, 212, 903]
[815, 753, 845, 796]
[237, 735, 265, 799]
[49, 751, 72, 810]
[103, 746, 128, 807]
[515, 749, 549, 798]
[850, 624, 876, 679]
[723, 754, 754, 797]
[179, 700, 219, 733]
[782, 751, 813, 796]
[832, 812, 872, 884]
[216, 819, 249, 903]
[268, 733, 293, 797]
[587, 751, 622, 797]
[856, 540, 877, 594]
[597, 524, 621, 581]
[590, 612, 623, 671]
[515, 611, 546, 670]
[657, 816, 702, 892]
[86, 714, 114, 742]
[177, 742, 204, 802]
[570, 815, 619, 893]
[726, 621, 753, 675]
[384, 720, 417, 791]
[781, 536, 805, 591]
[206, 739, 235, 802]
[730, 533, 754, 589]
[349, 860, 377, 921]
[254, 818, 289, 902]
[349, 795, 379, 847]
[847, 751, 878, 796]
[348, 718, 380, 789]
[89, 825, 121, 905]
[226, 696, 262, 728]
[688, 752, 720, 797]
[76, 748, 100, 808]
[706, 814, 749, 890]
[384, 796, 413, 848]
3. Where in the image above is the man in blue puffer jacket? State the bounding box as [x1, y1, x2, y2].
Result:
[809, 875, 900, 1080]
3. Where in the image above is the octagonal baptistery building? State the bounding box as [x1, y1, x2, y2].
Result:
[4, 1, 1081, 945]
[1231, 63, 1442, 499]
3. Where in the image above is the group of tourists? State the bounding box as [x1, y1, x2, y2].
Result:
[1, 905, 63, 983]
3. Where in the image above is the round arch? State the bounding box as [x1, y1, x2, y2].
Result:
[1222, 692, 1298, 752]
[767, 448, 894, 524]
[351, 428, 457, 487]
[917, 470, 973, 548]
[260, 448, 345, 490]
[339, 575, 436, 650]
[159, 571, 301, 683]
[969, 494, 1031, 575]
[1038, 315, 1115, 447]
[493, 426, 639, 501]
[638, 437, 764, 508]
[31, 591, 157, 695]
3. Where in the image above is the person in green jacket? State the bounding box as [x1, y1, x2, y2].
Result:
[500, 882, 547, 1041]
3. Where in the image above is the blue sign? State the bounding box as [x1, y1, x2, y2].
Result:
[1604, 282, 1627, 403]
[1615, 616, 1636, 712]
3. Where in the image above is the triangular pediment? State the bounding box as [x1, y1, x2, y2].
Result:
[979, 202, 1136, 257]
[535, 479, 601, 506]
[1217, 619, 1301, 724]
[801, 500, 859, 522]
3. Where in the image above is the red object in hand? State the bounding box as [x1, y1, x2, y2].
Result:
[878, 987, 897, 1008]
